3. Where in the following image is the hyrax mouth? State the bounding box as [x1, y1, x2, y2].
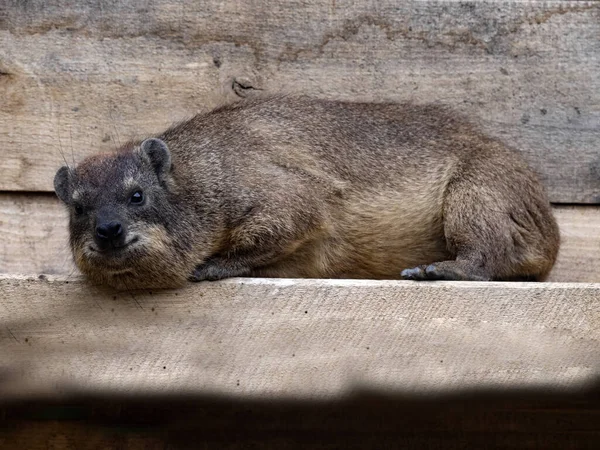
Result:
[89, 236, 140, 254]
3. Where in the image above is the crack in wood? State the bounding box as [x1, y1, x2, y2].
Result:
[232, 79, 263, 98]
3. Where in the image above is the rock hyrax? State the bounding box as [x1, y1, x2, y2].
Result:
[54, 96, 560, 289]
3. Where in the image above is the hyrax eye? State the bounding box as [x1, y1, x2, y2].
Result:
[130, 190, 144, 205]
[74, 204, 84, 215]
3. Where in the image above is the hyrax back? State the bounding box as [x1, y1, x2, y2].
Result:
[54, 96, 559, 289]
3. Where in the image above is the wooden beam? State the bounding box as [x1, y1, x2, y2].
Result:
[0, 276, 598, 401]
[1, 193, 598, 282]
[548, 205, 600, 283]
[0, 193, 74, 276]
[0, 1, 599, 202]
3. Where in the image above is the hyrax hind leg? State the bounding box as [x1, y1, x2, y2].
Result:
[401, 157, 560, 281]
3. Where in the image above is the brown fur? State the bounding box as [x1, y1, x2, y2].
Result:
[54, 96, 560, 289]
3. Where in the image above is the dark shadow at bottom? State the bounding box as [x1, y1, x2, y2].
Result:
[1, 380, 600, 449]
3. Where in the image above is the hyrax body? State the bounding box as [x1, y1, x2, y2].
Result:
[54, 96, 560, 289]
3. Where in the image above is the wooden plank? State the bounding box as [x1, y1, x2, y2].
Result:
[0, 276, 598, 402]
[1, 193, 598, 282]
[547, 206, 600, 282]
[0, 0, 599, 202]
[0, 193, 75, 276]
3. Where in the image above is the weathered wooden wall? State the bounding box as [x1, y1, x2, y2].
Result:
[0, 0, 599, 202]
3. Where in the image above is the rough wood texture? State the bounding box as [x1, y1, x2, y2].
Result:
[1, 193, 598, 282]
[548, 205, 600, 283]
[0, 194, 74, 276]
[0, 1, 599, 202]
[0, 276, 598, 402]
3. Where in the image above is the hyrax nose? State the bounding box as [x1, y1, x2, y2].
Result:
[96, 221, 123, 243]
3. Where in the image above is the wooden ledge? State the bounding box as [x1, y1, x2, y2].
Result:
[0, 276, 598, 402]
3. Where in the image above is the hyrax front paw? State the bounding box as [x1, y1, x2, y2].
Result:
[401, 261, 490, 281]
[400, 265, 429, 280]
[189, 258, 252, 282]
[189, 263, 228, 282]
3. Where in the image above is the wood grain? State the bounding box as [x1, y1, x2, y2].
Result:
[0, 276, 598, 402]
[547, 206, 600, 282]
[0, 0, 599, 202]
[0, 193, 598, 282]
[0, 193, 74, 276]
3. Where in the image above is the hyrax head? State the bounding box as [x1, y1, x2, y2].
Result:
[54, 138, 190, 289]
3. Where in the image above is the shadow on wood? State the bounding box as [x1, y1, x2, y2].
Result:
[1, 380, 600, 449]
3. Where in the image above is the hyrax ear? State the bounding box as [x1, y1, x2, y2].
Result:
[139, 138, 172, 182]
[54, 166, 73, 204]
